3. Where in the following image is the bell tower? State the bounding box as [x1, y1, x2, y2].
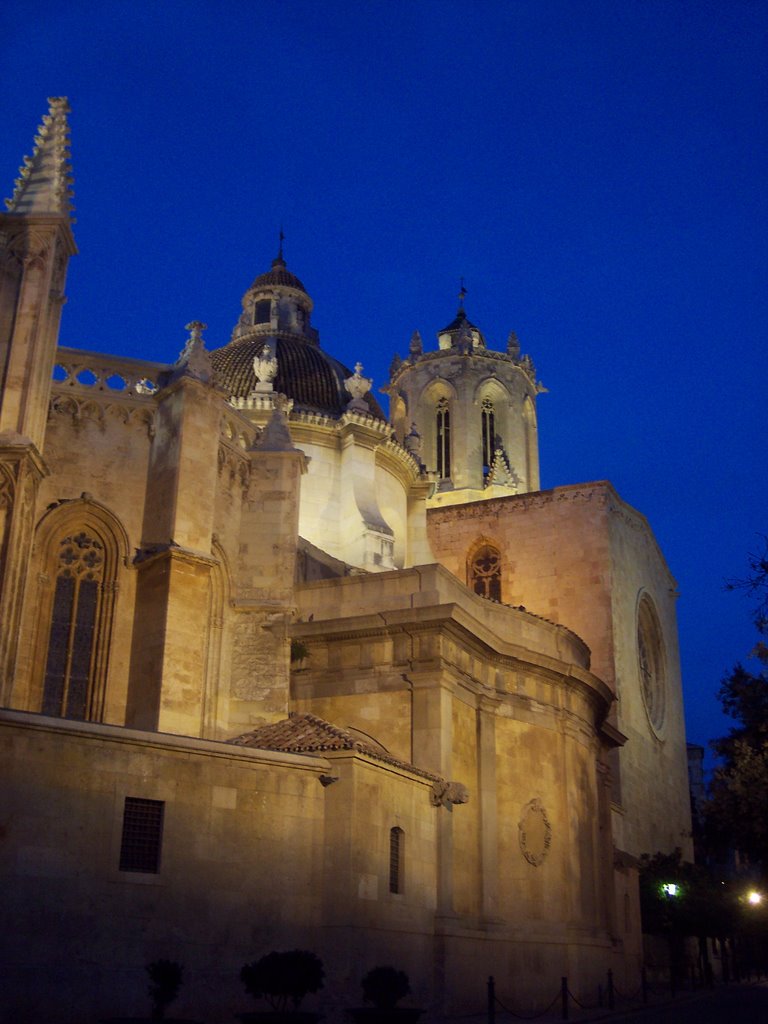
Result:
[384, 286, 545, 507]
[0, 98, 77, 699]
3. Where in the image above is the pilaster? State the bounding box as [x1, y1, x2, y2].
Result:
[0, 437, 48, 703]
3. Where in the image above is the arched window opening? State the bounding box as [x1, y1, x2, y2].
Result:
[469, 544, 502, 602]
[481, 397, 496, 479]
[436, 398, 451, 479]
[254, 299, 271, 325]
[41, 531, 108, 720]
[389, 826, 404, 894]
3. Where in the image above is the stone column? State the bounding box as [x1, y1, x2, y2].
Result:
[127, 329, 221, 736]
[0, 438, 47, 703]
[228, 399, 307, 728]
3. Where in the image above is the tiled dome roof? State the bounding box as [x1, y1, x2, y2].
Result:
[250, 256, 306, 293]
[211, 334, 387, 420]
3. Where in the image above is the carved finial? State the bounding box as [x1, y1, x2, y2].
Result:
[507, 330, 521, 358]
[485, 447, 521, 492]
[409, 330, 423, 358]
[344, 362, 372, 412]
[389, 353, 402, 378]
[404, 422, 423, 459]
[252, 337, 279, 392]
[455, 324, 473, 355]
[5, 98, 75, 218]
[458, 277, 467, 309]
[256, 394, 299, 452]
[172, 321, 212, 383]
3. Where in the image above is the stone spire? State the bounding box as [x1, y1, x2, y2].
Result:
[4, 98, 75, 219]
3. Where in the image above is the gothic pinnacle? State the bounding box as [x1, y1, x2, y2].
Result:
[4, 98, 75, 219]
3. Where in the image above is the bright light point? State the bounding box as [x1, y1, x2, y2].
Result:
[747, 891, 762, 906]
[661, 883, 680, 897]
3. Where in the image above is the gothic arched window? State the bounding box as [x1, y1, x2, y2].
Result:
[436, 398, 451, 479]
[469, 544, 502, 602]
[481, 397, 496, 478]
[32, 505, 124, 723]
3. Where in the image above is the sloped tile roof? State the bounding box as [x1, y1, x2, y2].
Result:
[228, 712, 442, 782]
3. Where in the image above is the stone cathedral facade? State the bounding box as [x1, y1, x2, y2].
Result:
[0, 100, 692, 1022]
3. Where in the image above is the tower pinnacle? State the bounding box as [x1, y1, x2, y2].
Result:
[4, 98, 75, 219]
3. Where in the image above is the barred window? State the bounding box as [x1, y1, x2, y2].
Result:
[119, 797, 165, 873]
[389, 826, 404, 894]
[469, 544, 502, 602]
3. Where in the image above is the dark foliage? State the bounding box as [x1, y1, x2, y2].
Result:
[240, 950, 325, 1012]
[361, 966, 411, 1009]
[147, 960, 183, 1021]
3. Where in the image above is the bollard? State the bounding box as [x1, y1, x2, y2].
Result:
[487, 975, 495, 1024]
[641, 965, 648, 1004]
[607, 968, 614, 1010]
[561, 976, 568, 1020]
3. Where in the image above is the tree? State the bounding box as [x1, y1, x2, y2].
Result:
[705, 542, 768, 867]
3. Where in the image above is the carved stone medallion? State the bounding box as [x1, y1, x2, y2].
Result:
[518, 798, 552, 866]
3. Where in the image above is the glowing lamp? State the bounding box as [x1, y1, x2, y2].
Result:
[661, 882, 680, 897]
[747, 891, 763, 906]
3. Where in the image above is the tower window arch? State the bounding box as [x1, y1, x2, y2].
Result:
[481, 397, 496, 478]
[436, 397, 451, 479]
[469, 544, 502, 602]
[254, 300, 271, 325]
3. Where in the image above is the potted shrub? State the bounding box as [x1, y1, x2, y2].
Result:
[238, 949, 325, 1023]
[347, 966, 423, 1024]
[101, 959, 202, 1023]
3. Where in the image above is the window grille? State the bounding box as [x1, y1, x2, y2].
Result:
[436, 399, 451, 479]
[119, 797, 164, 873]
[389, 826, 404, 894]
[469, 545, 502, 602]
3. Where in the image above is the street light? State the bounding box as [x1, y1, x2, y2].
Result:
[661, 882, 680, 897]
[746, 890, 762, 906]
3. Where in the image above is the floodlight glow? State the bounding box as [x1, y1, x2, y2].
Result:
[747, 891, 763, 906]
[661, 883, 680, 897]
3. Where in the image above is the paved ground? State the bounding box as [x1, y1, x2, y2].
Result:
[445, 981, 768, 1024]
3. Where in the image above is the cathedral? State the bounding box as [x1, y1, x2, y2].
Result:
[0, 99, 692, 1022]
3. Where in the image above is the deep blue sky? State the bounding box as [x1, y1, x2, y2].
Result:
[2, 0, 766, 753]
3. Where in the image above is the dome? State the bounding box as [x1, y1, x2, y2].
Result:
[250, 255, 307, 294]
[211, 334, 387, 421]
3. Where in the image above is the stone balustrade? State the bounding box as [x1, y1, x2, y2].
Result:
[52, 347, 165, 398]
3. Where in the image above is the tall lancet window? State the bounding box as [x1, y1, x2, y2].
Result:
[42, 531, 109, 720]
[436, 398, 451, 479]
[469, 544, 502, 602]
[481, 397, 496, 478]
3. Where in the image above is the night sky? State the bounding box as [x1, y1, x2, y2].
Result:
[2, 0, 766, 756]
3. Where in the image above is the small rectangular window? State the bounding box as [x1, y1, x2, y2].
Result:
[119, 797, 164, 873]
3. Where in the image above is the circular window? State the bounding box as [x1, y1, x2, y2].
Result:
[637, 594, 666, 735]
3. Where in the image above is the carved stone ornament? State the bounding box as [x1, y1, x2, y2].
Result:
[172, 321, 212, 384]
[409, 330, 423, 358]
[252, 337, 278, 392]
[430, 780, 469, 808]
[518, 798, 552, 866]
[344, 361, 372, 412]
